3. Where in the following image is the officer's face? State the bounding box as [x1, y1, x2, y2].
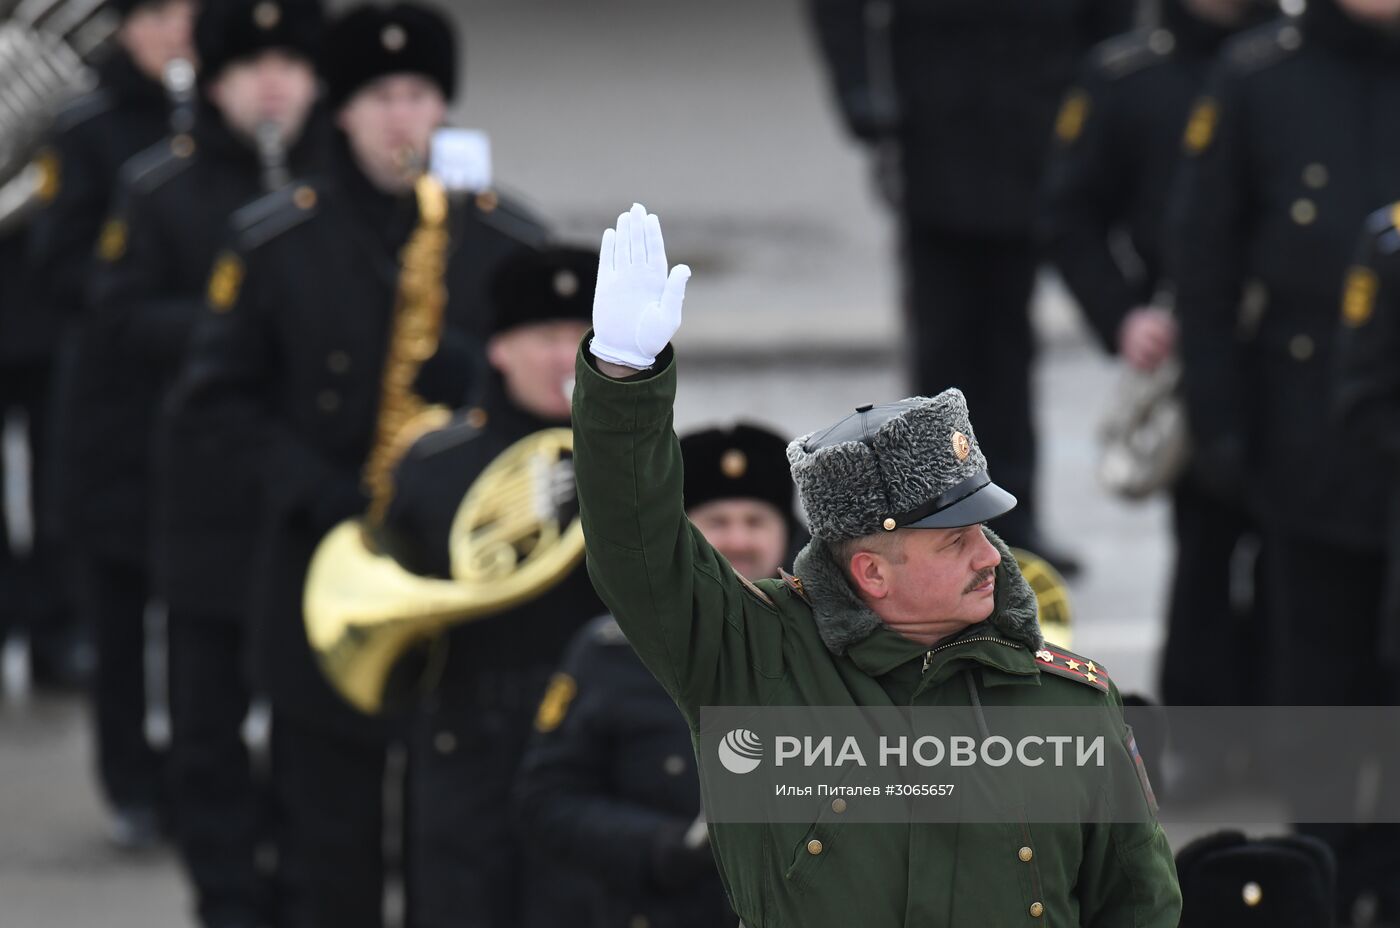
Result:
[689, 500, 788, 581]
[206, 50, 318, 146]
[849, 524, 1002, 645]
[120, 0, 198, 82]
[488, 320, 591, 421]
[1338, 0, 1400, 25]
[337, 74, 447, 193]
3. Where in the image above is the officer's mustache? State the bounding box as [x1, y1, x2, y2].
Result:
[963, 567, 996, 594]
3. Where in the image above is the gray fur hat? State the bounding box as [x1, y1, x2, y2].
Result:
[786, 390, 1017, 542]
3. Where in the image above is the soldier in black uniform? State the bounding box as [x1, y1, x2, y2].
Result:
[89, 0, 326, 922]
[1168, 1, 1400, 921]
[1037, 0, 1271, 752]
[806, 0, 1133, 573]
[172, 5, 545, 925]
[515, 422, 796, 928]
[366, 246, 603, 927]
[25, 0, 197, 847]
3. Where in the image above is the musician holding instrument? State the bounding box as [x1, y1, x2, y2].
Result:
[173, 4, 545, 924]
[516, 423, 798, 928]
[365, 246, 604, 927]
[86, 0, 323, 919]
[23, 0, 197, 849]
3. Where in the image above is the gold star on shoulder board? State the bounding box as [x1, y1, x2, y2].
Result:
[1066, 658, 1081, 672]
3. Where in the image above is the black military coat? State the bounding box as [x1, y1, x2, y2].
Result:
[172, 137, 547, 735]
[1169, 3, 1400, 548]
[1039, 0, 1250, 351]
[808, 0, 1130, 235]
[515, 615, 733, 928]
[80, 109, 326, 580]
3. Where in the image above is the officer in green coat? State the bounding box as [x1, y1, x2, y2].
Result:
[571, 203, 1182, 927]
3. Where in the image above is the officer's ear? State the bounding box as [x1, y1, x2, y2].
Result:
[847, 549, 894, 601]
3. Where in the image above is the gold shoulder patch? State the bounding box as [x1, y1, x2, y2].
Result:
[1054, 89, 1090, 144]
[35, 149, 60, 203]
[533, 672, 577, 733]
[207, 251, 245, 312]
[1342, 265, 1378, 329]
[1183, 98, 1218, 155]
[96, 217, 127, 263]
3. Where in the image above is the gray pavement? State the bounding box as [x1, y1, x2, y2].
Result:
[0, 0, 1264, 923]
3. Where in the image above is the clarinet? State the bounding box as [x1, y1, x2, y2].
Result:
[255, 120, 289, 192]
[162, 57, 196, 135]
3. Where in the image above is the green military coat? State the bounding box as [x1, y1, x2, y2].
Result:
[572, 344, 1181, 927]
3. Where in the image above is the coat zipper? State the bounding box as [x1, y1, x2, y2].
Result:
[921, 636, 1020, 673]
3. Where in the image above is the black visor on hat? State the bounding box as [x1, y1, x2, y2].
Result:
[903, 472, 1017, 529]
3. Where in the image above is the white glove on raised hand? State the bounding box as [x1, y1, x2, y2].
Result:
[590, 202, 691, 370]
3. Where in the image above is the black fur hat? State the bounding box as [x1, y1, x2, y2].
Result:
[195, 0, 324, 84]
[681, 424, 796, 525]
[486, 247, 596, 337]
[324, 2, 456, 108]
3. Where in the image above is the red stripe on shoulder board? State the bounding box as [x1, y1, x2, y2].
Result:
[1044, 650, 1111, 678]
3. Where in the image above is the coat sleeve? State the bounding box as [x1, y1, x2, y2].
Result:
[1077, 688, 1182, 927]
[513, 631, 687, 892]
[1165, 61, 1253, 492]
[1038, 62, 1142, 353]
[1334, 218, 1400, 459]
[571, 343, 784, 722]
[172, 239, 364, 530]
[88, 182, 204, 365]
[805, 0, 899, 140]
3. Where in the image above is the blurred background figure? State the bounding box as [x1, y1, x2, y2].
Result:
[375, 246, 602, 927]
[516, 422, 796, 928]
[26, 0, 198, 850]
[1037, 0, 1274, 794]
[1169, 0, 1400, 921]
[89, 0, 325, 919]
[806, 0, 1135, 576]
[173, 3, 546, 923]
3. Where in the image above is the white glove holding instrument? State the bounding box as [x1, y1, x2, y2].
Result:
[590, 203, 691, 370]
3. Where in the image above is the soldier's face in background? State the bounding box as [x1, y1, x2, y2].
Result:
[487, 320, 591, 421]
[336, 74, 447, 193]
[206, 50, 318, 146]
[119, 0, 198, 83]
[1337, 0, 1400, 26]
[848, 523, 1003, 645]
[688, 500, 788, 581]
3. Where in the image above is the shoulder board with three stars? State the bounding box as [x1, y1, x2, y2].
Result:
[229, 182, 321, 252]
[1033, 644, 1110, 693]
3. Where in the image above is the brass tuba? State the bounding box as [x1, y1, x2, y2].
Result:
[302, 173, 585, 714]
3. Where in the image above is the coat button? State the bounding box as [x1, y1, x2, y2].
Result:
[663, 754, 686, 776]
[294, 185, 317, 210]
[1290, 198, 1317, 225]
[326, 350, 351, 373]
[465, 407, 488, 429]
[1018, 846, 1033, 862]
[831, 798, 847, 814]
[806, 839, 823, 856]
[1242, 881, 1263, 906]
[1029, 902, 1045, 918]
[317, 389, 341, 413]
[1303, 163, 1329, 188]
[434, 731, 456, 754]
[1289, 334, 1314, 361]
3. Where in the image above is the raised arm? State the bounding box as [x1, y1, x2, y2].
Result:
[572, 204, 784, 720]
